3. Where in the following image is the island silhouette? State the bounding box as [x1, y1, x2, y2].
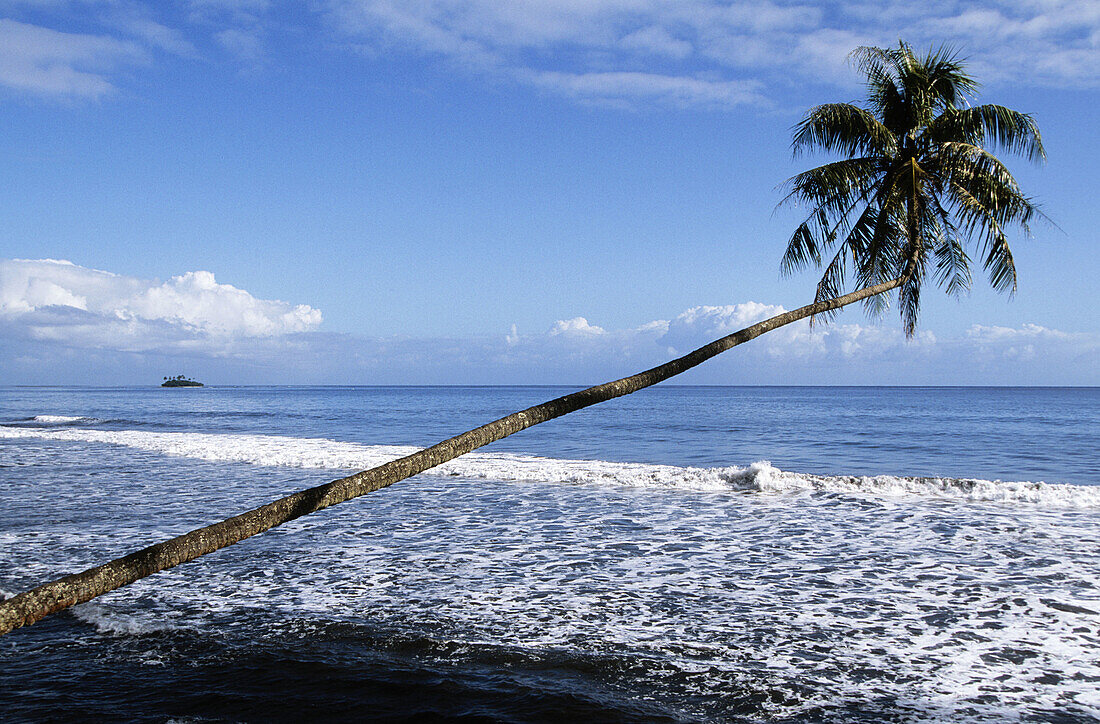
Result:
[162, 375, 203, 387]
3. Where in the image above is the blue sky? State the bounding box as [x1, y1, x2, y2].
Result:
[0, 0, 1097, 385]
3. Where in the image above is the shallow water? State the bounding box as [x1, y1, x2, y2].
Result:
[1, 386, 1098, 722]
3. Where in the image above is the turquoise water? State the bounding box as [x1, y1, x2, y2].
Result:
[1, 386, 1098, 721]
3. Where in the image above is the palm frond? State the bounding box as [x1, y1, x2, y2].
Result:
[780, 177, 881, 276]
[928, 195, 972, 296]
[809, 244, 850, 326]
[921, 45, 977, 110]
[849, 200, 900, 316]
[983, 230, 1018, 295]
[937, 142, 1039, 228]
[779, 40, 1042, 334]
[927, 105, 1045, 162]
[781, 211, 827, 274]
[849, 45, 897, 114]
[897, 234, 927, 337]
[779, 157, 882, 211]
[792, 104, 896, 158]
[933, 237, 972, 297]
[942, 178, 1020, 294]
[899, 272, 922, 337]
[852, 45, 912, 135]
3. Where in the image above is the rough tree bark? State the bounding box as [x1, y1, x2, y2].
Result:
[0, 274, 906, 636]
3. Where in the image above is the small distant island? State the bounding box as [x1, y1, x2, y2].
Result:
[162, 375, 204, 388]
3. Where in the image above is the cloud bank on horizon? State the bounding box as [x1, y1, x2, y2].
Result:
[1, 259, 1095, 386]
[0, 258, 321, 354]
[1, 1, 1099, 104]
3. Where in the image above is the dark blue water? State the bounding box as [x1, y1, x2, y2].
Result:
[1, 386, 1098, 722]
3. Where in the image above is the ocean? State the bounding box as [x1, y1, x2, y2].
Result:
[0, 385, 1097, 722]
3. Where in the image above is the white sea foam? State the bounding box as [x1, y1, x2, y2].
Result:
[30, 415, 93, 424]
[138, 476, 1100, 722]
[5, 586, 173, 637]
[70, 602, 177, 636]
[4, 424, 1100, 723]
[1, 425, 1096, 506]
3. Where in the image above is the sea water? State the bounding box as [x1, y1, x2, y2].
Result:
[0, 385, 1097, 722]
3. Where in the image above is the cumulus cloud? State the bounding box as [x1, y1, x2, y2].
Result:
[961, 322, 1094, 367]
[967, 322, 1072, 343]
[548, 317, 606, 337]
[1, 259, 1095, 385]
[0, 259, 322, 353]
[655, 303, 939, 368]
[663, 303, 783, 352]
[486, 304, 946, 384]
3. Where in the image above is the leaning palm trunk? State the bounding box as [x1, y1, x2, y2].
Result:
[0, 273, 906, 636]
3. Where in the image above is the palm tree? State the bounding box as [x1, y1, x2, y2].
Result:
[0, 42, 1044, 636]
[781, 42, 1043, 335]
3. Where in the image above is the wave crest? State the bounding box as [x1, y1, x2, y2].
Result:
[9, 415, 99, 426]
[0, 426, 1095, 507]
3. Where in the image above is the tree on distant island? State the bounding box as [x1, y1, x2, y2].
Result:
[0, 42, 1047, 635]
[162, 375, 203, 387]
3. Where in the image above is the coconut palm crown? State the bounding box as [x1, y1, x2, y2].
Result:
[781, 41, 1045, 335]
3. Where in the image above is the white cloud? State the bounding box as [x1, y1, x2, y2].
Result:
[492, 302, 942, 383]
[966, 322, 1071, 343]
[0, 18, 145, 97]
[322, 0, 1100, 108]
[667, 302, 783, 338]
[0, 259, 322, 353]
[185, 0, 273, 31]
[189, 0, 272, 11]
[657, 302, 939, 364]
[0, 1, 278, 97]
[620, 26, 693, 59]
[323, 309, 1090, 385]
[489, 314, 668, 380]
[6, 1, 1099, 104]
[548, 316, 606, 336]
[1, 259, 1095, 385]
[962, 322, 1088, 364]
[214, 27, 265, 63]
[115, 16, 197, 57]
[524, 69, 767, 108]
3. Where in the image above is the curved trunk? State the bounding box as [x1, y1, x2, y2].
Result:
[0, 274, 904, 636]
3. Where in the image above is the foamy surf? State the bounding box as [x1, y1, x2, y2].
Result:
[4, 580, 175, 638]
[70, 603, 178, 636]
[6, 415, 98, 426]
[2, 424, 1097, 506]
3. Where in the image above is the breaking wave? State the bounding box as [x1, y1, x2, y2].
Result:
[4, 415, 100, 426]
[2, 424, 1096, 507]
